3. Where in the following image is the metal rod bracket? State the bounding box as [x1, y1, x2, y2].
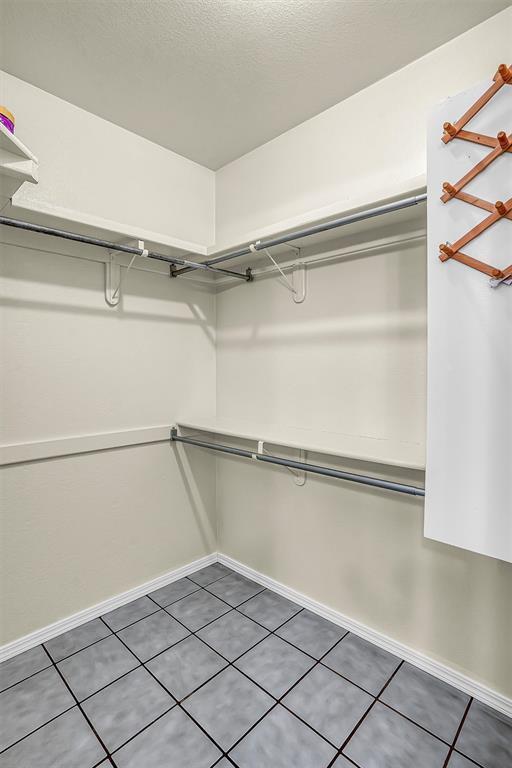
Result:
[105, 254, 121, 306]
[292, 262, 306, 303]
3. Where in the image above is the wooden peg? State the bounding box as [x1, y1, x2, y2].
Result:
[497, 64, 512, 83]
[439, 244, 454, 262]
[495, 200, 507, 216]
[491, 267, 504, 278]
[443, 122, 457, 137]
[442, 182, 457, 198]
[497, 131, 510, 150]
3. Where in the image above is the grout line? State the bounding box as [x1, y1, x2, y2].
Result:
[221, 619, 361, 758]
[42, 645, 111, 761]
[450, 749, 486, 768]
[150, 583, 203, 609]
[0, 703, 76, 755]
[102, 604, 161, 634]
[124, 581, 346, 756]
[111, 634, 229, 760]
[92, 757, 112, 768]
[44, 630, 113, 666]
[107, 705, 175, 756]
[187, 566, 234, 589]
[0, 660, 54, 695]
[326, 660, 406, 767]
[375, 698, 457, 748]
[79, 663, 143, 704]
[106, 615, 227, 753]
[442, 697, 474, 768]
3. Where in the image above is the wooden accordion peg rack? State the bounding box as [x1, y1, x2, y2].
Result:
[439, 63, 512, 283]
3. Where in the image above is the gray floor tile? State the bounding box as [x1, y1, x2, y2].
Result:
[183, 666, 273, 750]
[275, 610, 347, 659]
[197, 611, 268, 662]
[82, 667, 173, 752]
[283, 664, 373, 747]
[332, 757, 356, 767]
[323, 633, 401, 695]
[149, 577, 200, 607]
[118, 609, 189, 661]
[102, 596, 157, 632]
[235, 634, 315, 698]
[455, 699, 512, 768]
[448, 753, 480, 767]
[0, 706, 105, 768]
[44, 619, 111, 663]
[167, 589, 231, 631]
[0, 666, 74, 751]
[206, 573, 265, 607]
[0, 646, 51, 692]
[344, 702, 449, 768]
[230, 704, 336, 768]
[238, 589, 302, 631]
[57, 635, 138, 701]
[189, 563, 233, 587]
[113, 707, 222, 767]
[381, 662, 470, 742]
[147, 635, 227, 700]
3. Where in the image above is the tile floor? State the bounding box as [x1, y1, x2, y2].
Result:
[0, 562, 510, 767]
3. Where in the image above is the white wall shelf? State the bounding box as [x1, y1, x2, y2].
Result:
[208, 176, 427, 258]
[0, 122, 38, 208]
[7, 195, 209, 260]
[176, 417, 425, 471]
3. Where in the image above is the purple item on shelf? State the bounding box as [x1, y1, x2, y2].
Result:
[0, 113, 14, 134]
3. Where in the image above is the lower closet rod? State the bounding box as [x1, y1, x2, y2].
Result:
[0, 216, 252, 281]
[170, 430, 425, 497]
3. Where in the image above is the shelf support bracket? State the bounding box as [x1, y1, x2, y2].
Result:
[250, 243, 306, 303]
[256, 440, 306, 486]
[105, 239, 146, 306]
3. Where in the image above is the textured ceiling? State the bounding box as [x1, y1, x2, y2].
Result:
[0, 0, 508, 169]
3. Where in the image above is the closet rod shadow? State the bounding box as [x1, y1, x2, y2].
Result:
[170, 430, 425, 497]
[0, 216, 252, 281]
[172, 191, 428, 277]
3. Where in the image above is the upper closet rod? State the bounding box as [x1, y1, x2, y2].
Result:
[0, 216, 252, 281]
[172, 192, 427, 277]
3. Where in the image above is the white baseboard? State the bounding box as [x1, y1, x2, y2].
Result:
[217, 553, 512, 718]
[2, 548, 509, 719]
[0, 552, 216, 663]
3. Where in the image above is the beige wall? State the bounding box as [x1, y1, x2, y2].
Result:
[1, 70, 215, 252]
[215, 8, 511, 251]
[0, 227, 217, 644]
[215, 229, 512, 698]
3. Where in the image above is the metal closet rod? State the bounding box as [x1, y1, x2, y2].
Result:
[171, 192, 428, 277]
[0, 216, 252, 281]
[170, 430, 425, 497]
